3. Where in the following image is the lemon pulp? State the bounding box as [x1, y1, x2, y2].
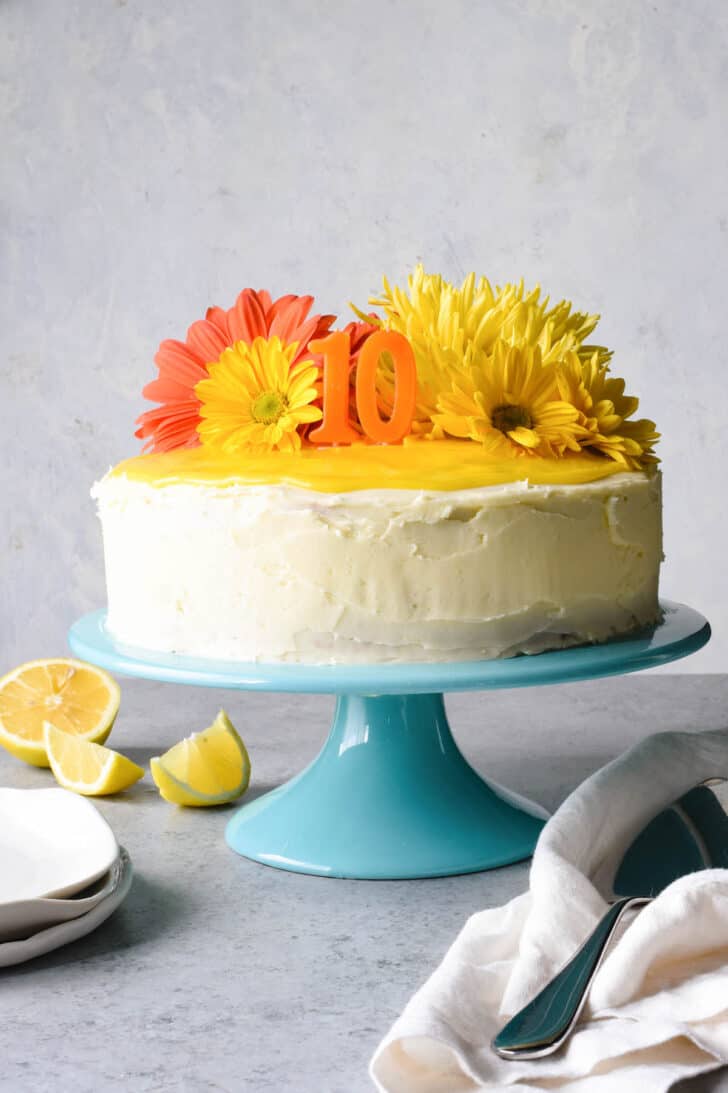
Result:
[0, 658, 120, 768]
[44, 722, 144, 796]
[150, 710, 251, 807]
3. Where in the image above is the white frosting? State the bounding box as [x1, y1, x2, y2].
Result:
[93, 471, 662, 664]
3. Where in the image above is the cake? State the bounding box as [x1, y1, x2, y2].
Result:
[93, 267, 662, 664]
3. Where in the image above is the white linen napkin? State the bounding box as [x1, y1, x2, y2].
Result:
[371, 729, 728, 1092]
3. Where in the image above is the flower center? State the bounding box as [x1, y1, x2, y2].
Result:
[491, 403, 532, 434]
[252, 391, 287, 424]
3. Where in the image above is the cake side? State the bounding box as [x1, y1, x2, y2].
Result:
[93, 470, 662, 665]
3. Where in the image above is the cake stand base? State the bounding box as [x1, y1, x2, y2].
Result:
[225, 693, 546, 879]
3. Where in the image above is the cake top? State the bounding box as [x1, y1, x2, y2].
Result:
[125, 266, 659, 491]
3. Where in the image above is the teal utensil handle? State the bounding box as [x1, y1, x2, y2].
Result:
[492, 896, 642, 1059]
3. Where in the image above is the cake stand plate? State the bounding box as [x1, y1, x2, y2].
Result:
[69, 602, 710, 879]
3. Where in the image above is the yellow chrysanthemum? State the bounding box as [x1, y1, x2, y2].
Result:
[195, 336, 322, 453]
[355, 264, 610, 434]
[558, 352, 660, 469]
[434, 341, 585, 458]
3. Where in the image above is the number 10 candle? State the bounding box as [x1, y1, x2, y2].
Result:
[309, 330, 417, 445]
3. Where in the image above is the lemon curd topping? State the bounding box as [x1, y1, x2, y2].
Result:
[109, 439, 633, 494]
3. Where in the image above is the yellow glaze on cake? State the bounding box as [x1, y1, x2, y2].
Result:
[108, 440, 627, 494]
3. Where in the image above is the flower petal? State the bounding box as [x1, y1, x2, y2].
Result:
[227, 289, 268, 343]
[186, 319, 230, 364]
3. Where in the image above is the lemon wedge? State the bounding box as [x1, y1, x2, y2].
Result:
[44, 723, 144, 796]
[150, 710, 251, 807]
[0, 658, 121, 768]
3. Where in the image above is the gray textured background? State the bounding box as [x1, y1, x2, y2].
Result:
[2, 0, 726, 670]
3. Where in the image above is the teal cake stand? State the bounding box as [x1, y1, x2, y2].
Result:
[68, 602, 709, 880]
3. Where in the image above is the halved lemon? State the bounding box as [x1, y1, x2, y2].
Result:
[44, 723, 144, 796]
[0, 658, 121, 767]
[150, 710, 251, 807]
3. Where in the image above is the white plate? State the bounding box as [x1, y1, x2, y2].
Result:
[0, 852, 124, 942]
[0, 787, 119, 902]
[0, 848, 132, 968]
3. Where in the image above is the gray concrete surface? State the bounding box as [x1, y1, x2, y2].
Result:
[1, 674, 727, 1091]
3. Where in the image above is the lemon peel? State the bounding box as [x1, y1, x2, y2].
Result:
[150, 710, 251, 807]
[44, 723, 144, 796]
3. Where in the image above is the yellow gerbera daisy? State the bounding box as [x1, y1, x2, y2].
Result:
[558, 351, 660, 468]
[195, 336, 322, 453]
[355, 264, 610, 435]
[434, 341, 584, 457]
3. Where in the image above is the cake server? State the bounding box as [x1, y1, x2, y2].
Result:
[492, 778, 728, 1059]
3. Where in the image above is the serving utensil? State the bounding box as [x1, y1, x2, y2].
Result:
[493, 779, 728, 1059]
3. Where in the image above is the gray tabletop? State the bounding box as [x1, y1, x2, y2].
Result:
[1, 673, 727, 1093]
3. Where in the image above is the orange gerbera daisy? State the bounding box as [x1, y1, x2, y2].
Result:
[135, 289, 335, 452]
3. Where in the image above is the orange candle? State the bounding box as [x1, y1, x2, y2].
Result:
[355, 331, 416, 444]
[308, 332, 359, 445]
[309, 329, 416, 445]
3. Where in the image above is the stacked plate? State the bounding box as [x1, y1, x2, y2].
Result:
[0, 787, 133, 967]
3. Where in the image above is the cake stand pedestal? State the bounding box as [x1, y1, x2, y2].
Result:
[69, 602, 709, 880]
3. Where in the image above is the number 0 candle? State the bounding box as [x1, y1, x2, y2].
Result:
[355, 332, 417, 444]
